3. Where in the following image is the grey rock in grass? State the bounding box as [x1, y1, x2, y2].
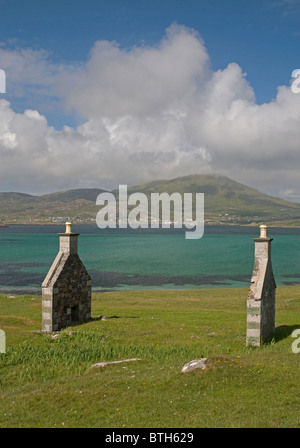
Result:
[181, 358, 208, 373]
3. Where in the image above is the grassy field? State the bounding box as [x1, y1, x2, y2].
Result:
[0, 286, 300, 428]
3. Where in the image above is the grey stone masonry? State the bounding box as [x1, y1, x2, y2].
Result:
[246, 225, 276, 346]
[42, 222, 92, 333]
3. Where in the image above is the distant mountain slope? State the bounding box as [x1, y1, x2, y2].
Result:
[0, 175, 300, 226]
[0, 188, 105, 224]
[122, 174, 300, 224]
[41, 188, 107, 203]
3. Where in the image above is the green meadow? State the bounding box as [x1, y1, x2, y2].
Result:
[0, 286, 300, 428]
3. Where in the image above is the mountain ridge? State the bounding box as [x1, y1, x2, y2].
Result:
[1, 174, 300, 226]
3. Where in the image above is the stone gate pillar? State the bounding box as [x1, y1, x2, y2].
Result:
[246, 225, 276, 346]
[42, 222, 92, 333]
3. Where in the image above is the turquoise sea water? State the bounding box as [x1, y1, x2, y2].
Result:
[0, 224, 300, 293]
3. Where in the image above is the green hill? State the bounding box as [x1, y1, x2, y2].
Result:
[41, 188, 107, 203]
[0, 188, 106, 225]
[1, 174, 300, 226]
[120, 174, 300, 226]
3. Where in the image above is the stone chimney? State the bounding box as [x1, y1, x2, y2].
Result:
[246, 225, 276, 346]
[42, 222, 92, 333]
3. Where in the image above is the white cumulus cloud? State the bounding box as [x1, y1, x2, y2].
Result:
[0, 24, 300, 201]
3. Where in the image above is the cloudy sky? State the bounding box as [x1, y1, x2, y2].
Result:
[1, 0, 300, 201]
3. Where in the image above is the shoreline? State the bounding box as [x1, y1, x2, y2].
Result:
[2, 221, 300, 228]
[1, 282, 300, 297]
[1, 222, 300, 233]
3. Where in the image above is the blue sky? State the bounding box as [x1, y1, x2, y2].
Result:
[0, 0, 300, 198]
[2, 0, 299, 110]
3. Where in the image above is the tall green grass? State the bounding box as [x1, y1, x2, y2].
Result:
[1, 287, 300, 428]
[1, 329, 206, 382]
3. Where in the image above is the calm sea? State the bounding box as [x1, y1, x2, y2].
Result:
[0, 224, 300, 294]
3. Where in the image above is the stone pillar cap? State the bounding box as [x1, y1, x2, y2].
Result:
[253, 224, 272, 242]
[259, 224, 267, 238]
[58, 221, 79, 237]
[65, 221, 72, 234]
